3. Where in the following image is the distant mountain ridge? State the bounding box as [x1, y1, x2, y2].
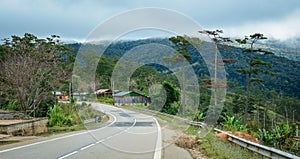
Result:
[226, 38, 300, 62]
[67, 38, 300, 99]
[65, 37, 300, 62]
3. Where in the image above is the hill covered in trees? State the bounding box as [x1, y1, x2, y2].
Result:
[68, 38, 300, 99]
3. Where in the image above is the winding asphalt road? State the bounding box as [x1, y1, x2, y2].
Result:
[0, 103, 163, 159]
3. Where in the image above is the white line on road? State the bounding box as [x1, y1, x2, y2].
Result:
[0, 104, 152, 159]
[80, 144, 95, 151]
[96, 139, 104, 144]
[57, 118, 137, 158]
[153, 117, 162, 159]
[57, 151, 78, 159]
[0, 112, 117, 154]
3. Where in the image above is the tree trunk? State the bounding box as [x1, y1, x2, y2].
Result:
[181, 58, 185, 116]
[244, 42, 254, 123]
[285, 106, 288, 124]
[264, 104, 267, 129]
[213, 45, 218, 111]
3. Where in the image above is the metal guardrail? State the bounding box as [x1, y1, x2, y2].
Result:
[128, 106, 300, 159]
[213, 128, 300, 159]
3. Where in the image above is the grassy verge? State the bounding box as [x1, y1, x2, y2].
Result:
[46, 102, 110, 136]
[47, 125, 85, 134]
[0, 140, 20, 146]
[185, 126, 267, 159]
[47, 114, 109, 135]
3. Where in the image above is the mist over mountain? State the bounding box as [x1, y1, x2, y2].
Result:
[67, 37, 300, 99]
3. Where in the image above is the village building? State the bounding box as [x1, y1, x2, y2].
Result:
[72, 92, 89, 101]
[53, 91, 69, 101]
[95, 89, 113, 97]
[113, 91, 150, 106]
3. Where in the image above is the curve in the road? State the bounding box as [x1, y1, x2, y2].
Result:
[0, 103, 162, 159]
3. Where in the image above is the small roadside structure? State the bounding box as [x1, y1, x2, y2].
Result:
[73, 92, 89, 101]
[113, 91, 150, 106]
[52, 91, 69, 101]
[95, 89, 113, 97]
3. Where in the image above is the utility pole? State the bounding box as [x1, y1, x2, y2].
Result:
[69, 82, 73, 103]
[52, 49, 57, 105]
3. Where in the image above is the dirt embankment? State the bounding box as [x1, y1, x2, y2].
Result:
[175, 134, 209, 159]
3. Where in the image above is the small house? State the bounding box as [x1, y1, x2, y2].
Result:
[73, 92, 89, 101]
[53, 91, 69, 101]
[113, 91, 150, 106]
[95, 89, 113, 97]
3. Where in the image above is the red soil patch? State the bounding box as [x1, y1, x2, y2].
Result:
[216, 131, 259, 143]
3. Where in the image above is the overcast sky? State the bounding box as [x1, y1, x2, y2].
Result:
[1, 0, 300, 42]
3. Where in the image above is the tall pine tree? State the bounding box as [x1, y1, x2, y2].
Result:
[236, 33, 276, 122]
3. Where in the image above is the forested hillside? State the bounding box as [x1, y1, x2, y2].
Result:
[68, 38, 300, 99]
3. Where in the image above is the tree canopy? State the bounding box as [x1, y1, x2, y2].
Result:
[0, 33, 71, 115]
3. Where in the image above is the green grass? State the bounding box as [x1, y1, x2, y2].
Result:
[0, 140, 20, 146]
[185, 126, 266, 159]
[185, 125, 201, 135]
[46, 103, 110, 136]
[45, 115, 109, 136]
[199, 133, 267, 159]
[47, 125, 85, 134]
[97, 97, 114, 105]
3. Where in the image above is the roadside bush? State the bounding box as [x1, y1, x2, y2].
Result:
[135, 103, 147, 108]
[76, 102, 105, 122]
[220, 113, 248, 132]
[257, 123, 297, 152]
[194, 112, 205, 122]
[48, 105, 64, 127]
[161, 102, 179, 115]
[48, 104, 81, 127]
[97, 97, 114, 105]
[2, 100, 20, 111]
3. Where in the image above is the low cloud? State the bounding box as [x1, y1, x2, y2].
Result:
[1, 0, 300, 41]
[223, 10, 300, 41]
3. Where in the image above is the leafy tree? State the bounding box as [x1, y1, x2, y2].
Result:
[0, 33, 70, 115]
[165, 35, 193, 116]
[161, 81, 180, 115]
[131, 65, 158, 94]
[96, 56, 118, 89]
[235, 33, 276, 122]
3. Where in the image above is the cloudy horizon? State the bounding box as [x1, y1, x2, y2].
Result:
[1, 0, 300, 42]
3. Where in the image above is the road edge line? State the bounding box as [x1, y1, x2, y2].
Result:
[153, 117, 162, 159]
[0, 110, 117, 154]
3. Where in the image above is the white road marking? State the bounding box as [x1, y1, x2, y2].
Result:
[58, 117, 137, 158]
[80, 144, 95, 151]
[57, 151, 78, 159]
[153, 117, 162, 159]
[0, 112, 117, 154]
[96, 139, 104, 144]
[0, 103, 150, 159]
